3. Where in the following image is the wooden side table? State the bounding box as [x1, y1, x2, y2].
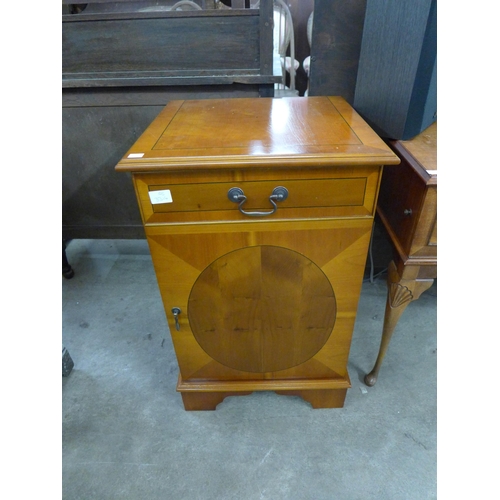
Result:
[364, 122, 437, 386]
[116, 96, 399, 410]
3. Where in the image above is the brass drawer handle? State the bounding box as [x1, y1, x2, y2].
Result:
[227, 186, 288, 217]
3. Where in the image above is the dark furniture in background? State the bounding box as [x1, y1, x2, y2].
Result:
[62, 0, 280, 240]
[62, 1, 278, 90]
[62, 241, 75, 279]
[308, 0, 367, 104]
[364, 122, 437, 386]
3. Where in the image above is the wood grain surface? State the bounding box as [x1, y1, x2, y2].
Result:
[188, 245, 336, 373]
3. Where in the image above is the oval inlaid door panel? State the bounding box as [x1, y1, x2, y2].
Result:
[188, 245, 337, 373]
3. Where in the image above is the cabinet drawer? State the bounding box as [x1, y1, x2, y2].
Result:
[134, 167, 380, 224]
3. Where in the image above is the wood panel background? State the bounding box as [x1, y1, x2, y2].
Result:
[308, 0, 367, 103]
[62, 0, 277, 240]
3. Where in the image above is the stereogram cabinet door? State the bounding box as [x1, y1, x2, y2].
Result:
[145, 218, 372, 391]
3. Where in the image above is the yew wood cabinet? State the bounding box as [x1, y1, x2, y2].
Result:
[116, 96, 400, 410]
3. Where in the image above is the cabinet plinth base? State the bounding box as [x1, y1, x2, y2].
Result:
[177, 375, 351, 411]
[180, 391, 254, 411]
[274, 389, 348, 409]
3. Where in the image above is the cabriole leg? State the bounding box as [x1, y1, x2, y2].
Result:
[364, 261, 433, 386]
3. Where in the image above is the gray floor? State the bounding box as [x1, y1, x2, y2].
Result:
[62, 239, 437, 500]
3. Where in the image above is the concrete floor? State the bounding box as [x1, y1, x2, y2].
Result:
[62, 238, 437, 500]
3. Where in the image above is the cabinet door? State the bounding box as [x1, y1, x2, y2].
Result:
[146, 218, 372, 383]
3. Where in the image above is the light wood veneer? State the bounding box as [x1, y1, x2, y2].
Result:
[117, 96, 399, 410]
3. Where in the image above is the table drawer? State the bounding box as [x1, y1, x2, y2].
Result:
[134, 167, 380, 224]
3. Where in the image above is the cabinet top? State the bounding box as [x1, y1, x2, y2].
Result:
[116, 96, 400, 173]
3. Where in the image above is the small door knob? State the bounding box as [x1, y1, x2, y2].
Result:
[172, 307, 181, 331]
